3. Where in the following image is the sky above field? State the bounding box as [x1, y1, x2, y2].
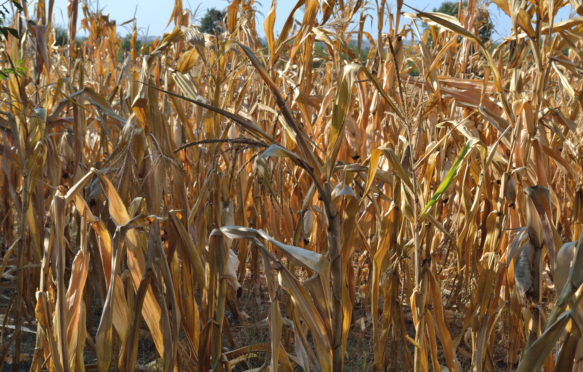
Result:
[45, 0, 575, 43]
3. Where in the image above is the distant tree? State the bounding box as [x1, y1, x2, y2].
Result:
[434, 1, 460, 17]
[121, 33, 138, 52]
[0, 1, 26, 80]
[75, 36, 88, 46]
[118, 33, 154, 62]
[0, 0, 21, 39]
[199, 8, 226, 34]
[54, 24, 67, 46]
[425, 1, 492, 42]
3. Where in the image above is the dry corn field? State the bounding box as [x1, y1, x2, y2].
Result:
[3, 0, 583, 371]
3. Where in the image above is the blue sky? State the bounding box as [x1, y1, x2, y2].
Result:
[45, 0, 575, 43]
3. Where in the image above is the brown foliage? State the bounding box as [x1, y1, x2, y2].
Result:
[0, 0, 582, 371]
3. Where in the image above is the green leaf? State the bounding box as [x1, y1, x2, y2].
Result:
[6, 27, 18, 39]
[11, 0, 24, 12]
[419, 137, 484, 222]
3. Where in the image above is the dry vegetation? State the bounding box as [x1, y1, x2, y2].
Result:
[0, 0, 582, 371]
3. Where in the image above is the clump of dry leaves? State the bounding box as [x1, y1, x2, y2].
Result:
[0, 0, 582, 371]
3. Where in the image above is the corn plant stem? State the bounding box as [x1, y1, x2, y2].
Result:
[126, 223, 156, 372]
[13, 181, 29, 372]
[376, 0, 385, 77]
[324, 181, 344, 372]
[211, 238, 228, 372]
[388, 31, 424, 372]
[407, 108, 423, 372]
[488, 9, 522, 259]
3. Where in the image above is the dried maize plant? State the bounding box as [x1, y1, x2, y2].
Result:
[1, 0, 583, 371]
